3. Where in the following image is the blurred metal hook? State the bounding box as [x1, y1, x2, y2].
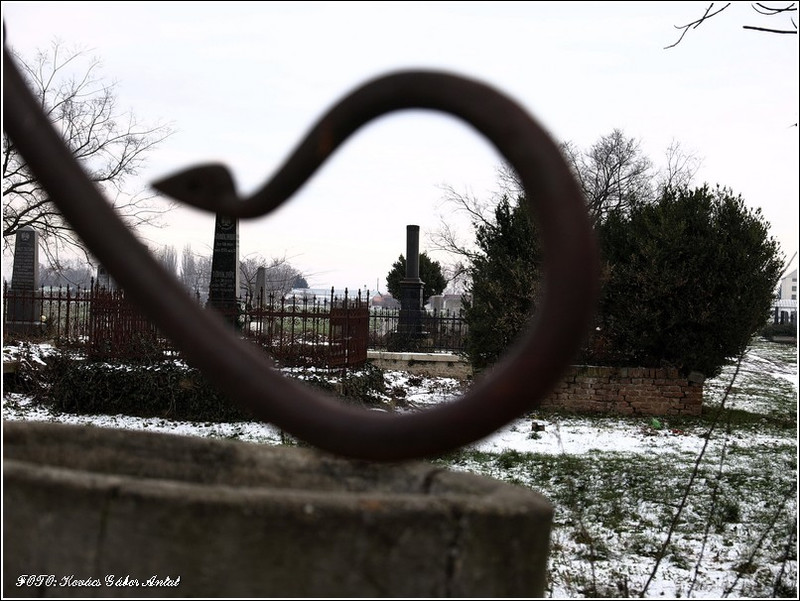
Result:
[3, 32, 599, 462]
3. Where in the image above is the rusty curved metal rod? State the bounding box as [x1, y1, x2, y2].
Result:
[150, 73, 557, 221]
[3, 37, 599, 462]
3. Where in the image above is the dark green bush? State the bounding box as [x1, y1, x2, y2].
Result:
[340, 363, 387, 405]
[289, 363, 388, 407]
[594, 185, 784, 377]
[39, 354, 254, 422]
[760, 322, 797, 340]
[463, 186, 783, 379]
[386, 252, 447, 302]
[30, 351, 390, 421]
[463, 195, 541, 371]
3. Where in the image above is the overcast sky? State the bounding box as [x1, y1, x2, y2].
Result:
[2, 1, 798, 291]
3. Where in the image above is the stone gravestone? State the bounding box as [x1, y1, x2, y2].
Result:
[255, 266, 267, 307]
[96, 264, 116, 290]
[6, 227, 42, 336]
[207, 214, 240, 327]
[395, 224, 426, 348]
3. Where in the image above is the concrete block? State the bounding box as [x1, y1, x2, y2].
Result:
[3, 421, 552, 598]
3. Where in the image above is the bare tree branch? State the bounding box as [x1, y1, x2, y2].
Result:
[2, 40, 175, 272]
[560, 129, 654, 224]
[495, 163, 523, 197]
[239, 253, 304, 301]
[657, 139, 703, 193]
[752, 2, 797, 16]
[639, 351, 746, 597]
[429, 184, 497, 265]
[665, 3, 732, 49]
[742, 24, 798, 32]
[666, 2, 797, 48]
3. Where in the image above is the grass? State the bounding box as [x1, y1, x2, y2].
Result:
[430, 338, 798, 597]
[435, 443, 796, 596]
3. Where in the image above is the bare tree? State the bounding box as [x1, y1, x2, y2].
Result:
[178, 243, 211, 301]
[239, 253, 303, 302]
[179, 243, 197, 291]
[239, 253, 263, 299]
[441, 260, 471, 295]
[2, 41, 174, 269]
[430, 129, 702, 300]
[561, 129, 654, 223]
[431, 166, 548, 297]
[155, 244, 178, 278]
[38, 258, 93, 288]
[429, 184, 497, 263]
[176, 247, 302, 304]
[428, 184, 504, 295]
[657, 139, 703, 193]
[486, 138, 695, 222]
[430, 133, 645, 264]
[432, 130, 699, 292]
[665, 2, 797, 49]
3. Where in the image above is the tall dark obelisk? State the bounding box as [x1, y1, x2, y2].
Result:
[398, 225, 425, 341]
[207, 214, 240, 328]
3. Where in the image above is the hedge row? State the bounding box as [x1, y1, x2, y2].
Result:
[15, 352, 389, 423]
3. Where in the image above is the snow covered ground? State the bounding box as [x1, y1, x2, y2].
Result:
[3, 337, 797, 598]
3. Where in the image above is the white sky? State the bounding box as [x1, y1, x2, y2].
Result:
[2, 1, 798, 291]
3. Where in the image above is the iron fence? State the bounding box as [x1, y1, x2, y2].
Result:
[2, 281, 168, 359]
[89, 286, 164, 360]
[368, 307, 467, 353]
[2, 282, 375, 368]
[242, 288, 369, 368]
[3, 281, 95, 346]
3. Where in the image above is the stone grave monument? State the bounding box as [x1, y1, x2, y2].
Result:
[96, 264, 116, 290]
[207, 214, 240, 327]
[255, 266, 267, 307]
[391, 224, 427, 349]
[5, 227, 42, 336]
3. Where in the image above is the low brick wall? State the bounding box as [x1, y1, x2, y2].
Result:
[367, 353, 703, 416]
[541, 365, 704, 416]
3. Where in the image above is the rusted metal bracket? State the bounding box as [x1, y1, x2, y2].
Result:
[3, 33, 599, 461]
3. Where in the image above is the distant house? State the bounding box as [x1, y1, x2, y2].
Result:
[427, 294, 469, 314]
[286, 287, 332, 301]
[285, 287, 361, 301]
[276, 288, 367, 310]
[778, 269, 797, 301]
[772, 269, 797, 324]
[371, 292, 400, 310]
[772, 299, 797, 324]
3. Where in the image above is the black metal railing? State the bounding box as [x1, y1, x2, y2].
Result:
[3, 280, 100, 345]
[368, 307, 467, 353]
[3, 282, 374, 368]
[243, 288, 369, 368]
